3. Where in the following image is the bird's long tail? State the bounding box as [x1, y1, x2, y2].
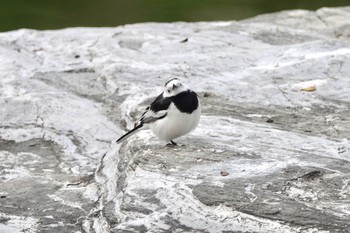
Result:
[116, 124, 143, 144]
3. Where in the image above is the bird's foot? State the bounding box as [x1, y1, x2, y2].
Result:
[166, 140, 186, 147]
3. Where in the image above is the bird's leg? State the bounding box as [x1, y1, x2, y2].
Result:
[171, 140, 177, 146]
[166, 140, 178, 146]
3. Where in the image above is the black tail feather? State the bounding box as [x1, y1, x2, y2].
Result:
[116, 124, 143, 144]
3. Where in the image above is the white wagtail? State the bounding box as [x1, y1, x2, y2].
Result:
[116, 78, 201, 145]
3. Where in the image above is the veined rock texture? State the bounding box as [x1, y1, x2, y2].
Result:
[1, 6, 350, 233]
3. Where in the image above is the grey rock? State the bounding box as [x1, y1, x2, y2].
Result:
[1, 6, 350, 233]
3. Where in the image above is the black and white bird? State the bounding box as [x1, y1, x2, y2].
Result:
[116, 78, 201, 145]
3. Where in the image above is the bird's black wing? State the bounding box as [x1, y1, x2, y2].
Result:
[140, 92, 171, 124]
[150, 93, 172, 112]
[116, 93, 171, 143]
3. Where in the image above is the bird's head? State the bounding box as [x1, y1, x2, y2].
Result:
[163, 78, 189, 97]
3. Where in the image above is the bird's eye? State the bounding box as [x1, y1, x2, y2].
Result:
[167, 90, 170, 93]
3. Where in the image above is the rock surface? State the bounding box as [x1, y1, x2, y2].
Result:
[1, 6, 350, 233]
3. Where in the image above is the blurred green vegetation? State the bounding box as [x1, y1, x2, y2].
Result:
[0, 0, 349, 32]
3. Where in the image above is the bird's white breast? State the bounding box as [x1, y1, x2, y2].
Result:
[149, 100, 201, 141]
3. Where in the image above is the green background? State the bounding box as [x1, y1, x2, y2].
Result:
[0, 0, 349, 32]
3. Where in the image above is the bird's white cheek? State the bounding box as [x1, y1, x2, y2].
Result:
[163, 92, 171, 98]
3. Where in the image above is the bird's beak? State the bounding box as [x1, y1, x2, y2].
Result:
[173, 84, 177, 89]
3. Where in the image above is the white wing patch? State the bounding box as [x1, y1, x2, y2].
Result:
[140, 108, 168, 124]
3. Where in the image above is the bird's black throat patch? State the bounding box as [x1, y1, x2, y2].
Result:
[170, 90, 199, 114]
